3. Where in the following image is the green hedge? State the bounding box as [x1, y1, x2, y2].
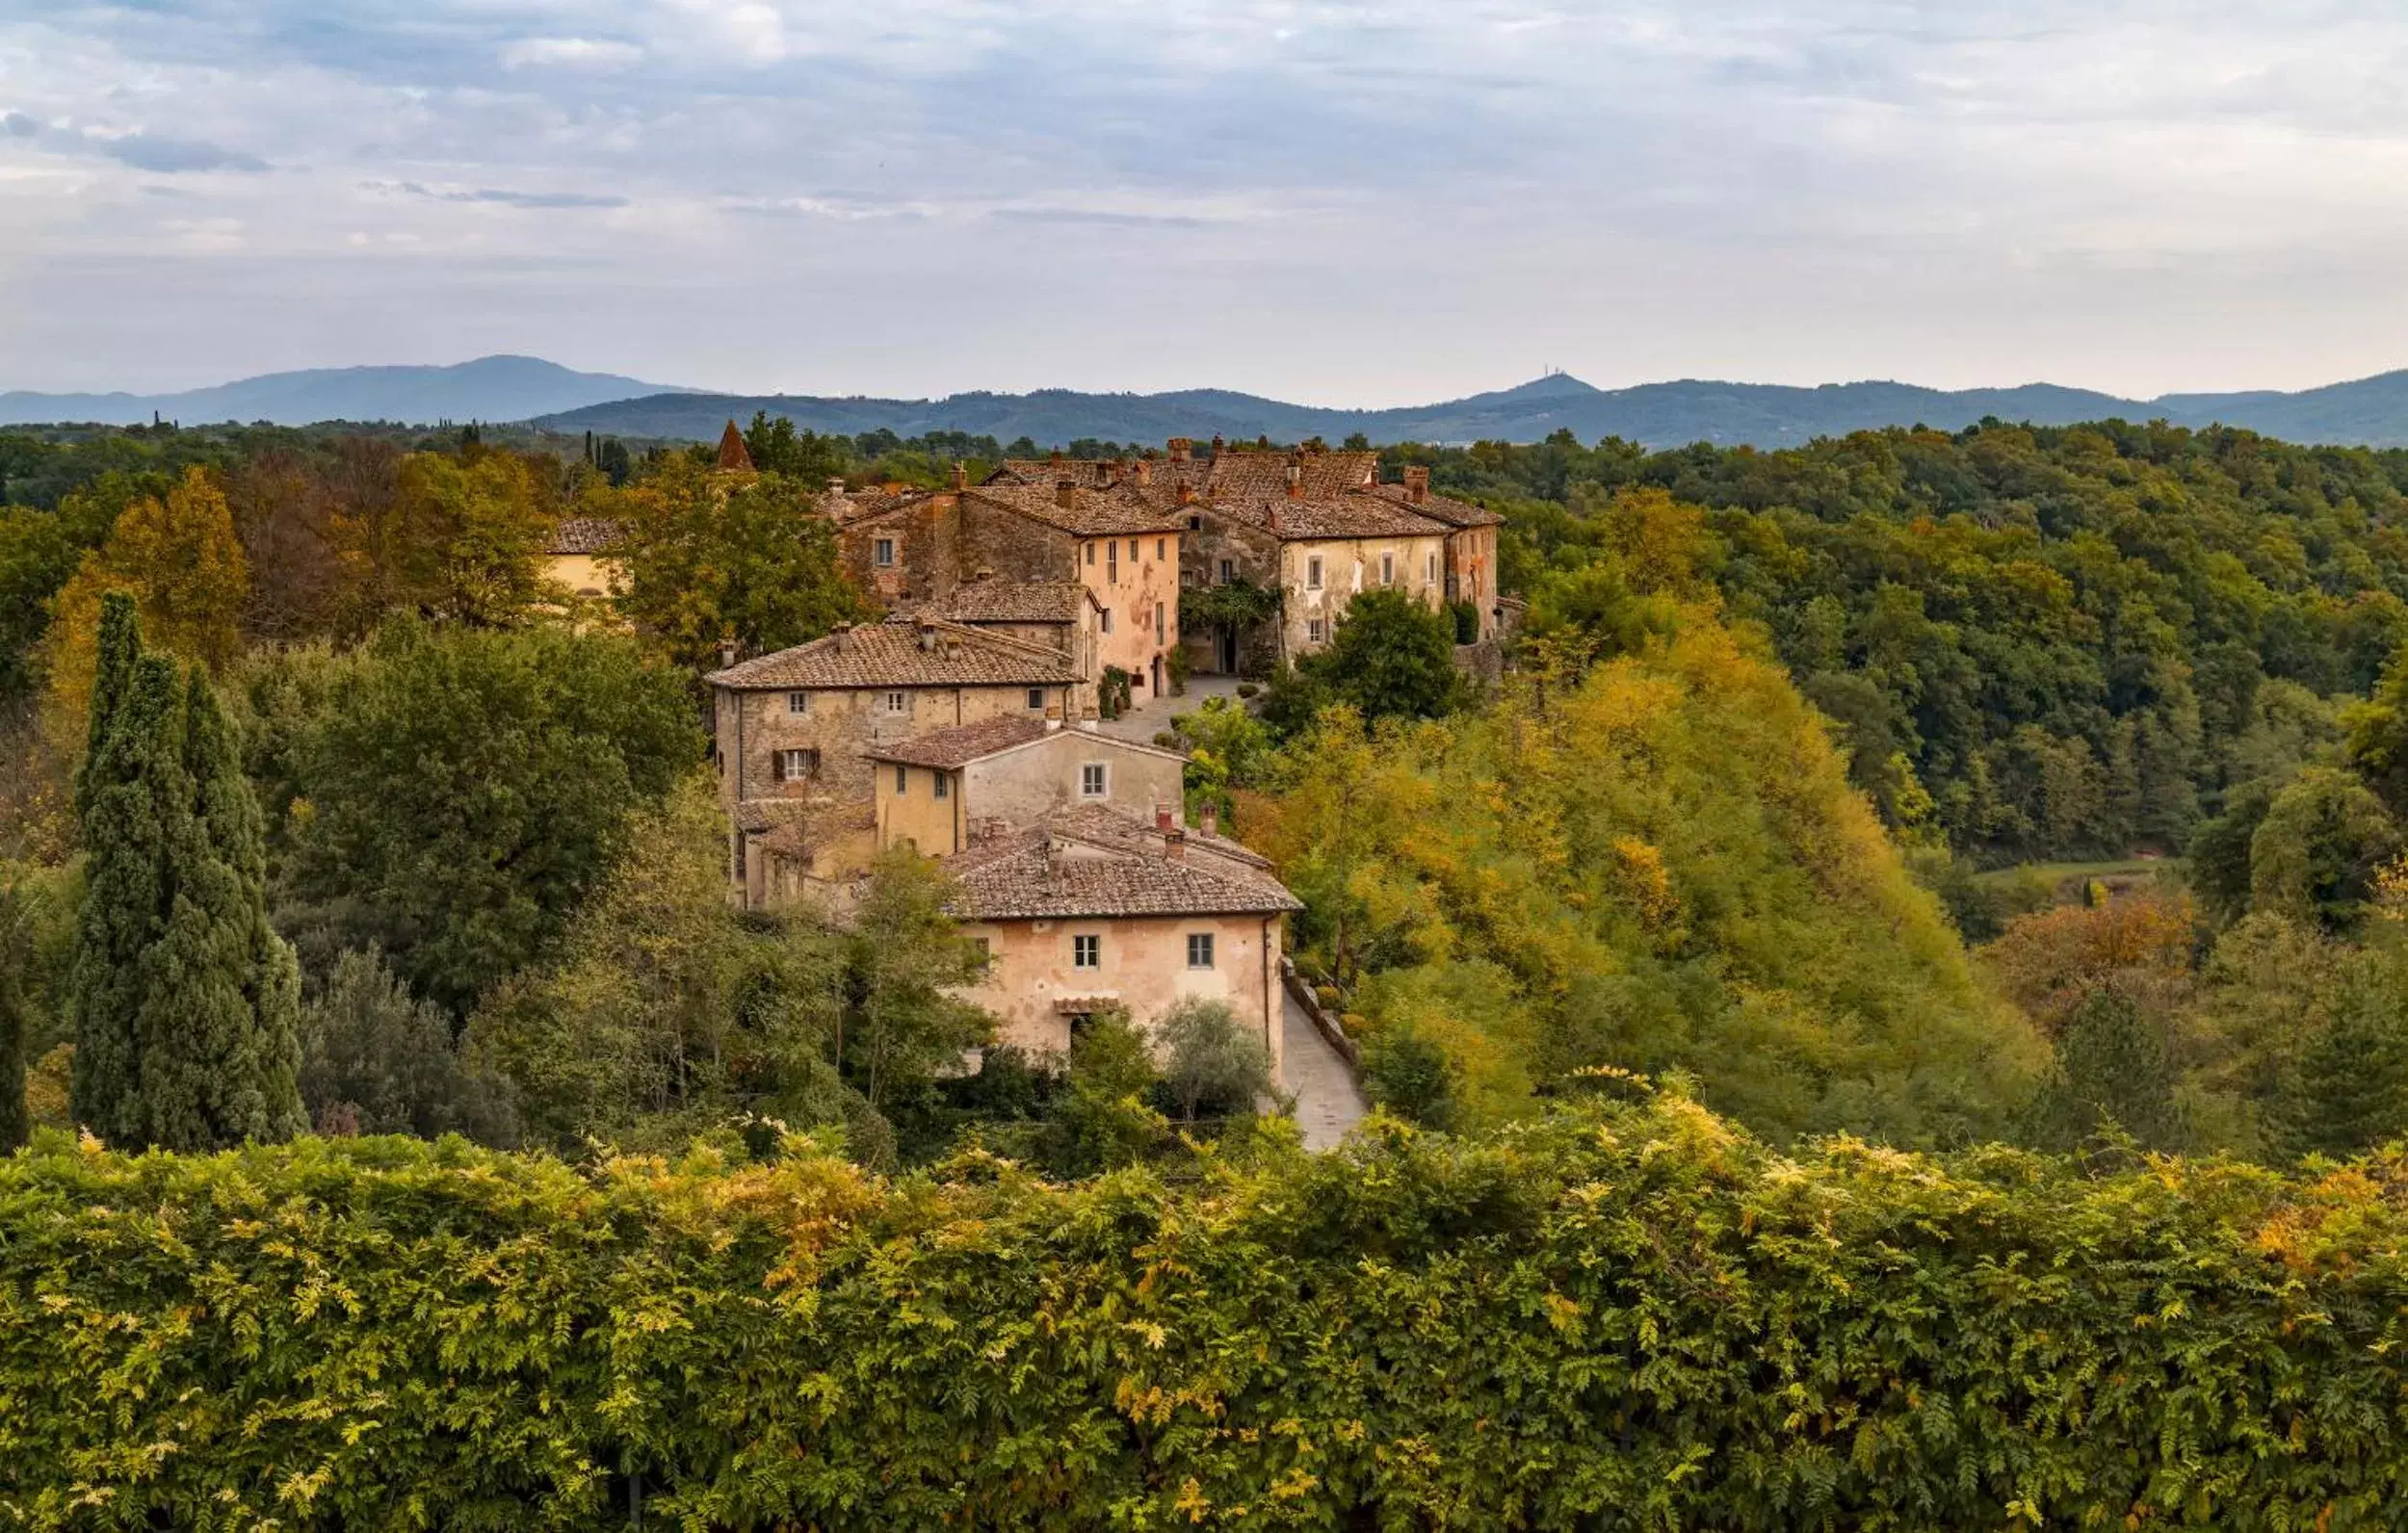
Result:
[4, 1101, 2408, 1528]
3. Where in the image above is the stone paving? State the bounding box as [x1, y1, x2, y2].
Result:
[1281, 988, 1369, 1151]
[1092, 674, 1250, 743]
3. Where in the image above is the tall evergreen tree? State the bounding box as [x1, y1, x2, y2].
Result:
[0, 880, 31, 1151]
[72, 590, 140, 818]
[2282, 986, 2408, 1162]
[67, 612, 305, 1149]
[2028, 987, 2186, 1152]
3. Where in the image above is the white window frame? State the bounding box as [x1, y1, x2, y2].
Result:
[933, 770, 950, 800]
[1187, 932, 1215, 970]
[1306, 555, 1323, 590]
[1080, 763, 1108, 798]
[786, 690, 810, 715]
[1073, 933, 1101, 970]
[1307, 617, 1327, 645]
[777, 747, 815, 781]
[1218, 558, 1234, 585]
[1108, 541, 1118, 583]
[1381, 552, 1395, 585]
[874, 537, 896, 568]
[884, 690, 908, 714]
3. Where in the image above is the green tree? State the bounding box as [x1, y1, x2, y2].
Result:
[1041, 1006, 1165, 1176]
[741, 412, 851, 482]
[1297, 587, 1464, 725]
[1155, 997, 1276, 1123]
[842, 849, 991, 1113]
[0, 879, 31, 1149]
[613, 457, 869, 669]
[2281, 982, 2408, 1161]
[68, 627, 305, 1150]
[289, 621, 699, 1015]
[2028, 988, 2185, 1152]
[301, 947, 515, 1142]
[2247, 766, 2398, 933]
[1360, 1019, 1457, 1130]
[2187, 778, 2279, 923]
[373, 450, 556, 625]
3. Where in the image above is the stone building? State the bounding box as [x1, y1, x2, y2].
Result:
[864, 715, 1188, 858]
[705, 615, 1083, 906]
[541, 516, 622, 600]
[942, 803, 1302, 1061]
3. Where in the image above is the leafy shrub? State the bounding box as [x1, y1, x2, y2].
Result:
[1235, 682, 1259, 699]
[13, 1098, 2408, 1526]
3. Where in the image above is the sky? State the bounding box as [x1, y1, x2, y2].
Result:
[4, 2, 2408, 403]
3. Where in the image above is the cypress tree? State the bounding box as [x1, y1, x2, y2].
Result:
[73, 590, 141, 818]
[67, 615, 306, 1149]
[0, 881, 30, 1151]
[68, 653, 185, 1143]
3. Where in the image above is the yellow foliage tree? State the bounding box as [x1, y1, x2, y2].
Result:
[41, 465, 250, 732]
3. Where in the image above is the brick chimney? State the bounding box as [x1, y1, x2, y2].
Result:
[719, 638, 737, 668]
[1133, 458, 1152, 486]
[1210, 433, 1225, 457]
[916, 619, 938, 652]
[1200, 804, 1218, 838]
[830, 622, 851, 655]
[1285, 460, 1303, 500]
[1404, 465, 1430, 505]
[1167, 437, 1192, 463]
[1164, 828, 1186, 862]
[952, 460, 969, 490]
[1155, 802, 1174, 833]
[1055, 479, 1077, 509]
[1049, 449, 1064, 467]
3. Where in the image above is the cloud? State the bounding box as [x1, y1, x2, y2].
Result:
[2, 112, 39, 139]
[499, 38, 643, 71]
[92, 133, 270, 174]
[377, 181, 628, 210]
[987, 207, 1213, 229]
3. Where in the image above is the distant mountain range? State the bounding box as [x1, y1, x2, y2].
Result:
[15, 354, 2408, 451]
[542, 370, 2408, 451]
[0, 356, 692, 429]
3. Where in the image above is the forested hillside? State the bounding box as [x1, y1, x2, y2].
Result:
[1430, 422, 2408, 864]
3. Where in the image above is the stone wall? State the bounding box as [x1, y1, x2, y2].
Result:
[957, 910, 1284, 1063]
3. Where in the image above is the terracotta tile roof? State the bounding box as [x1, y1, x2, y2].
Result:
[965, 483, 1186, 537]
[707, 618, 1083, 690]
[1355, 482, 1505, 529]
[1201, 449, 1379, 501]
[865, 715, 1055, 768]
[1217, 495, 1451, 541]
[716, 421, 754, 473]
[929, 580, 1092, 624]
[545, 516, 623, 555]
[1043, 802, 1273, 868]
[942, 808, 1300, 922]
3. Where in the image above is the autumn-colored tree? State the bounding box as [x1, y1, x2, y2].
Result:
[1979, 888, 2197, 1033]
[40, 465, 249, 730]
[330, 449, 553, 626]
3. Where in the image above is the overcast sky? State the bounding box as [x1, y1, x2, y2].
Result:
[4, 2, 2407, 402]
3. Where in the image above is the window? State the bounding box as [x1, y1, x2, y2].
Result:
[884, 690, 907, 714]
[1381, 552, 1395, 585]
[773, 747, 818, 782]
[1073, 933, 1101, 970]
[1306, 556, 1323, 590]
[933, 771, 950, 800]
[1308, 618, 1327, 645]
[1188, 513, 1202, 531]
[1099, 608, 1113, 635]
[1155, 601, 1165, 643]
[1156, 538, 1166, 559]
[1218, 558, 1234, 585]
[874, 537, 895, 567]
[786, 690, 810, 715]
[1027, 687, 1046, 711]
[1187, 932, 1216, 969]
[1108, 541, 1117, 583]
[1085, 541, 1096, 565]
[1081, 763, 1107, 797]
[895, 765, 909, 792]
[1129, 538, 1139, 563]
[1427, 552, 1439, 585]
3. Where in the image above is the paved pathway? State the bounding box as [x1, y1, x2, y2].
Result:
[1281, 989, 1369, 1151]
[1093, 674, 1251, 743]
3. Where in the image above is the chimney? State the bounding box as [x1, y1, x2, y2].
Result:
[1045, 702, 1062, 730]
[1049, 449, 1064, 466]
[1200, 804, 1218, 839]
[917, 620, 937, 652]
[718, 638, 737, 669]
[1134, 458, 1152, 486]
[1210, 433, 1225, 457]
[1056, 479, 1077, 509]
[1045, 831, 1066, 880]
[1176, 482, 1196, 507]
[1285, 459, 1303, 500]
[830, 622, 851, 655]
[952, 460, 969, 490]
[826, 476, 847, 497]
[1165, 828, 1186, 862]
[1404, 465, 1430, 505]
[1167, 436, 1191, 463]
[1156, 802, 1174, 833]
[1077, 710, 1099, 731]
